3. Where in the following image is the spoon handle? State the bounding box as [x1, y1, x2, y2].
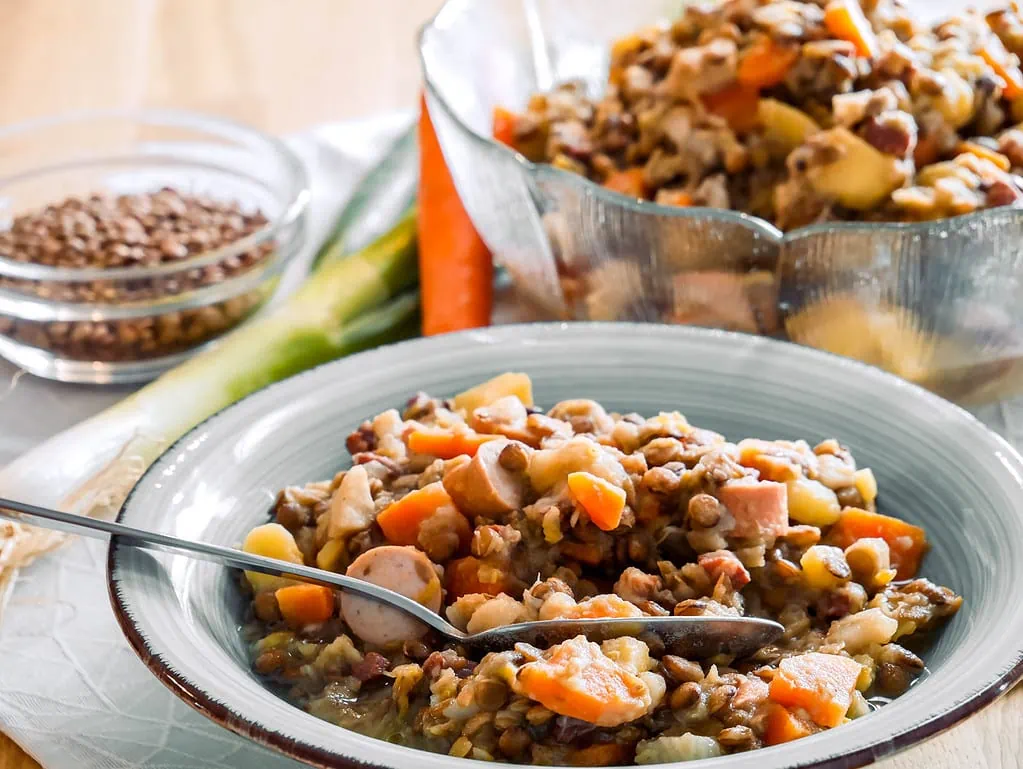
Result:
[0, 496, 462, 639]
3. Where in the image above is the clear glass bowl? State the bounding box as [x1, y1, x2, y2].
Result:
[0, 109, 309, 385]
[419, 0, 1023, 405]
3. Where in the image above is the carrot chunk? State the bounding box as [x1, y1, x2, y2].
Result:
[738, 38, 800, 89]
[658, 190, 695, 207]
[979, 36, 1023, 100]
[493, 106, 518, 147]
[824, 0, 880, 59]
[515, 636, 652, 727]
[764, 704, 818, 745]
[828, 507, 928, 579]
[274, 584, 336, 628]
[603, 167, 648, 198]
[446, 555, 507, 598]
[567, 471, 627, 531]
[769, 652, 862, 728]
[376, 482, 458, 545]
[701, 83, 762, 132]
[406, 427, 498, 459]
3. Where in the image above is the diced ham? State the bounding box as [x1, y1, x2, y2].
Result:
[698, 549, 752, 588]
[717, 479, 788, 539]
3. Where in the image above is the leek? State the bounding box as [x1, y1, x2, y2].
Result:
[0, 139, 421, 602]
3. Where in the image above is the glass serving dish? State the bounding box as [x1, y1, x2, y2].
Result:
[419, 0, 1023, 405]
[0, 109, 309, 385]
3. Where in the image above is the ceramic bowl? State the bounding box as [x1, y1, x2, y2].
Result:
[108, 323, 1023, 769]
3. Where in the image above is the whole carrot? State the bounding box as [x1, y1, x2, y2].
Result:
[418, 92, 493, 335]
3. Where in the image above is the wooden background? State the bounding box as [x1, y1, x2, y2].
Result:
[0, 1, 1018, 768]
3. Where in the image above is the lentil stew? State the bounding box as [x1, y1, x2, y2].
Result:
[496, 0, 1023, 229]
[239, 372, 961, 765]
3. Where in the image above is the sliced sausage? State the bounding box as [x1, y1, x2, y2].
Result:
[443, 438, 526, 517]
[340, 545, 442, 646]
[717, 479, 789, 539]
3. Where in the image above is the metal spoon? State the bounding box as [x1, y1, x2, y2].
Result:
[0, 497, 783, 658]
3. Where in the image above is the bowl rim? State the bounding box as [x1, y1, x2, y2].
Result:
[106, 321, 1023, 769]
[0, 107, 311, 284]
[417, 0, 1023, 240]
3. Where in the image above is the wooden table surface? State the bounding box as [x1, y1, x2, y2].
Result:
[0, 1, 1018, 768]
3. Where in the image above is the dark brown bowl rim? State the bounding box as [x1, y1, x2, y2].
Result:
[106, 323, 1023, 769]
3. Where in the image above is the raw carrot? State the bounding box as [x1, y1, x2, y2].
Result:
[768, 653, 862, 728]
[701, 83, 762, 132]
[376, 481, 458, 545]
[603, 167, 648, 198]
[406, 426, 498, 459]
[827, 507, 928, 579]
[446, 555, 507, 598]
[764, 704, 817, 745]
[418, 93, 493, 336]
[493, 106, 518, 147]
[738, 38, 800, 89]
[957, 140, 1012, 171]
[824, 0, 880, 59]
[274, 584, 336, 627]
[567, 471, 627, 531]
[979, 36, 1023, 100]
[515, 636, 652, 726]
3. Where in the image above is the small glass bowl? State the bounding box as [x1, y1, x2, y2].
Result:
[0, 109, 309, 384]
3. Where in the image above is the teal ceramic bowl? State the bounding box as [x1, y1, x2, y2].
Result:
[108, 323, 1023, 768]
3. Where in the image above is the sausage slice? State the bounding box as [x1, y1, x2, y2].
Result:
[340, 545, 442, 646]
[442, 438, 526, 517]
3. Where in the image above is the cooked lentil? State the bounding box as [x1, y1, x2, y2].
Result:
[0, 189, 273, 361]
[240, 373, 962, 765]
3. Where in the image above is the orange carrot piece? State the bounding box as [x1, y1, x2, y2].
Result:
[567, 471, 627, 531]
[701, 83, 762, 132]
[516, 637, 651, 727]
[914, 133, 942, 167]
[764, 704, 817, 745]
[568, 744, 632, 767]
[603, 167, 648, 198]
[738, 38, 800, 89]
[493, 106, 518, 147]
[418, 93, 494, 336]
[828, 507, 928, 579]
[406, 426, 498, 459]
[446, 555, 507, 598]
[957, 140, 1012, 171]
[769, 653, 862, 728]
[274, 584, 336, 627]
[824, 0, 880, 59]
[980, 36, 1023, 100]
[658, 190, 695, 207]
[376, 482, 456, 545]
